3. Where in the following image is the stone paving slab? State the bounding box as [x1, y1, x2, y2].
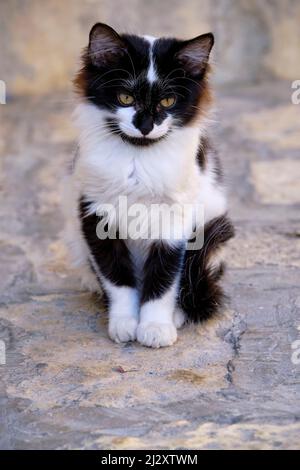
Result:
[0, 81, 299, 449]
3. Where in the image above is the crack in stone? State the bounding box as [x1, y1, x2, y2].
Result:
[225, 360, 235, 384]
[222, 312, 247, 385]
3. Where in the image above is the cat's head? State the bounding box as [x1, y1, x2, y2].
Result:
[75, 23, 214, 146]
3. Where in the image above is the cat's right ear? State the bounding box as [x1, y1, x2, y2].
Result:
[175, 33, 214, 78]
[88, 23, 126, 67]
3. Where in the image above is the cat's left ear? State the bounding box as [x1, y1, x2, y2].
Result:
[175, 33, 214, 78]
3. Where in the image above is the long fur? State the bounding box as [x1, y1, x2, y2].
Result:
[64, 23, 234, 347]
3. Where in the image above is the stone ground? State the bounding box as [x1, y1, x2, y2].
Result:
[0, 81, 299, 450]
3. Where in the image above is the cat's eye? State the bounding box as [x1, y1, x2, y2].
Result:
[118, 93, 134, 106]
[160, 96, 176, 108]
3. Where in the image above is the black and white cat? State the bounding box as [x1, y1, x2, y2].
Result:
[64, 23, 234, 348]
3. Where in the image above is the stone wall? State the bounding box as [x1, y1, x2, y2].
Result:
[1, 0, 299, 96]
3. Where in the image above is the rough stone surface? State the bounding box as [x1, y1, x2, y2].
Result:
[0, 81, 300, 449]
[1, 0, 300, 96]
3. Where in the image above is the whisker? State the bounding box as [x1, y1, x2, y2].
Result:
[175, 76, 202, 87]
[123, 50, 137, 80]
[96, 78, 128, 90]
[164, 67, 186, 80]
[90, 67, 133, 89]
[170, 84, 193, 94]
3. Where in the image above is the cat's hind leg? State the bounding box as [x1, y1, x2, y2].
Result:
[173, 307, 187, 329]
[179, 215, 234, 322]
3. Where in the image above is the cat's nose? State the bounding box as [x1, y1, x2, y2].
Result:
[138, 117, 154, 136]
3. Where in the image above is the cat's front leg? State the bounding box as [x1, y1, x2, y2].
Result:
[103, 281, 139, 344]
[137, 242, 184, 348]
[80, 199, 139, 343]
[89, 246, 139, 343]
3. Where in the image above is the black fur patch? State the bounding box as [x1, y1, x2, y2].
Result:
[79, 197, 136, 289]
[196, 136, 208, 170]
[141, 241, 184, 304]
[196, 136, 223, 182]
[179, 215, 235, 322]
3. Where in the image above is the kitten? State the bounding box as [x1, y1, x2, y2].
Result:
[64, 23, 234, 348]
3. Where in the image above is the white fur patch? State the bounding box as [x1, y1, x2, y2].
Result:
[173, 307, 187, 329]
[147, 116, 172, 139]
[116, 102, 172, 140]
[116, 106, 143, 138]
[101, 279, 139, 343]
[137, 322, 177, 348]
[144, 35, 158, 84]
[137, 281, 178, 348]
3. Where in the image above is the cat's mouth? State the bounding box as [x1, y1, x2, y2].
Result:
[119, 131, 167, 147]
[105, 118, 168, 146]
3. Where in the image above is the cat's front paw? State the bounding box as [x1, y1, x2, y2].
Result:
[108, 316, 138, 343]
[137, 322, 177, 348]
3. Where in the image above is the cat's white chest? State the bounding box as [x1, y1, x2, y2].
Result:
[127, 159, 141, 187]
